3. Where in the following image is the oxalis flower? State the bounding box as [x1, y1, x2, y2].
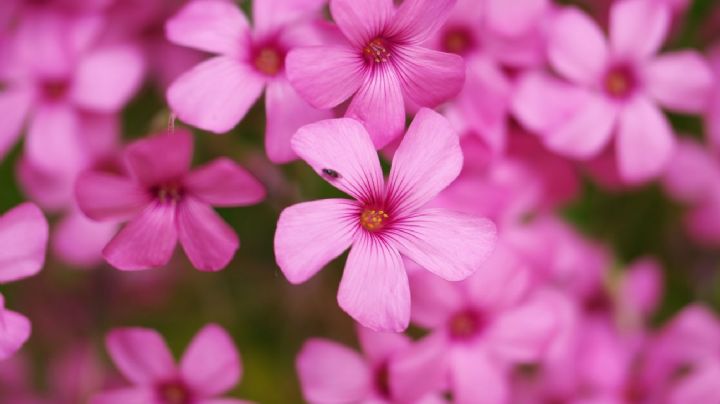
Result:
[286, 0, 465, 149]
[274, 109, 497, 332]
[91, 324, 249, 404]
[75, 130, 265, 271]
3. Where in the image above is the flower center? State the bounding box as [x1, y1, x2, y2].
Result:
[442, 27, 474, 55]
[603, 64, 636, 99]
[448, 309, 485, 340]
[360, 208, 389, 231]
[253, 46, 284, 76]
[583, 290, 612, 315]
[156, 381, 193, 404]
[364, 38, 390, 63]
[41, 79, 70, 102]
[153, 183, 184, 204]
[374, 361, 392, 399]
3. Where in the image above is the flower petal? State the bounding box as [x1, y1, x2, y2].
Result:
[124, 130, 193, 187]
[330, 0, 394, 47]
[388, 0, 457, 43]
[52, 209, 118, 268]
[103, 203, 178, 271]
[669, 362, 720, 404]
[71, 44, 145, 113]
[75, 172, 150, 221]
[543, 92, 618, 159]
[264, 79, 334, 164]
[274, 199, 359, 284]
[180, 324, 241, 396]
[90, 388, 154, 404]
[291, 118, 384, 202]
[387, 108, 462, 214]
[408, 270, 464, 328]
[0, 302, 31, 360]
[167, 56, 265, 133]
[356, 325, 410, 364]
[485, 289, 562, 362]
[485, 0, 548, 37]
[338, 233, 410, 332]
[296, 339, 371, 403]
[253, 0, 326, 35]
[0, 88, 32, 162]
[394, 46, 465, 108]
[450, 347, 508, 404]
[390, 334, 449, 403]
[165, 0, 250, 57]
[105, 327, 176, 385]
[548, 7, 609, 84]
[0, 203, 48, 283]
[390, 209, 496, 282]
[616, 96, 675, 183]
[26, 104, 85, 176]
[176, 197, 238, 272]
[644, 51, 714, 114]
[346, 66, 405, 148]
[610, 0, 669, 59]
[511, 72, 588, 134]
[285, 46, 365, 110]
[184, 158, 265, 207]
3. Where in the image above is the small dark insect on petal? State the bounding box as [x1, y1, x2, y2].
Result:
[322, 168, 340, 179]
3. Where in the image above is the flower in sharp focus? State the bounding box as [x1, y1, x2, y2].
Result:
[75, 130, 265, 271]
[285, 0, 466, 148]
[274, 108, 497, 332]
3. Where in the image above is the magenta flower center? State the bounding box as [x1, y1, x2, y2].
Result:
[603, 64, 637, 99]
[442, 27, 475, 55]
[253, 46, 284, 76]
[583, 290, 612, 314]
[41, 79, 70, 102]
[153, 183, 184, 204]
[374, 361, 392, 399]
[360, 208, 389, 231]
[364, 38, 391, 63]
[156, 381, 193, 404]
[448, 309, 485, 340]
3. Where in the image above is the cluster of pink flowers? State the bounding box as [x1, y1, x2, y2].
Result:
[1, 0, 720, 402]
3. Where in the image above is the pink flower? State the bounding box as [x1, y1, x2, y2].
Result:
[662, 139, 720, 245]
[286, 0, 465, 148]
[91, 324, 250, 404]
[165, 0, 331, 163]
[296, 326, 443, 403]
[0, 10, 144, 176]
[393, 245, 568, 404]
[706, 43, 720, 154]
[274, 109, 497, 332]
[0, 203, 48, 360]
[513, 0, 714, 183]
[75, 130, 266, 271]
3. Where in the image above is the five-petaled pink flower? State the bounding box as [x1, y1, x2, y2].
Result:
[165, 0, 330, 163]
[0, 203, 48, 360]
[513, 0, 714, 183]
[274, 108, 497, 332]
[76, 130, 265, 271]
[286, 0, 466, 148]
[91, 324, 250, 404]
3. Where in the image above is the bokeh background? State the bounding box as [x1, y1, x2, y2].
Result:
[1, 0, 720, 402]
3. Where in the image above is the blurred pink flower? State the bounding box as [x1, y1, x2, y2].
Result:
[0, 203, 48, 360]
[706, 43, 720, 155]
[275, 109, 496, 332]
[296, 326, 444, 403]
[92, 324, 249, 404]
[286, 0, 465, 148]
[76, 130, 266, 271]
[513, 0, 714, 183]
[165, 0, 331, 163]
[663, 138, 720, 245]
[0, 10, 144, 176]
[392, 245, 568, 404]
